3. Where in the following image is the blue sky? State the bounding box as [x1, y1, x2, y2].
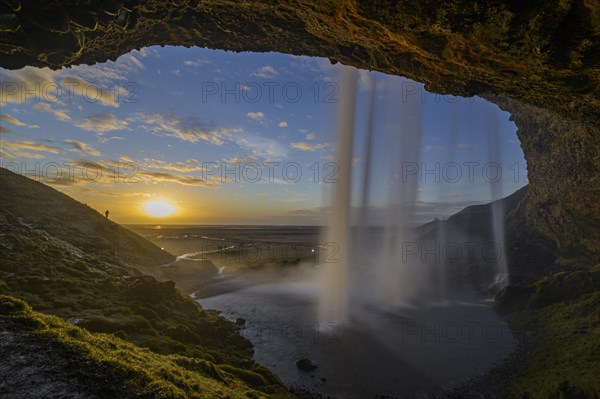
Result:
[0, 46, 527, 225]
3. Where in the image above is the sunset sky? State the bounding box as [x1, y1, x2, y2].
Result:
[0, 46, 527, 225]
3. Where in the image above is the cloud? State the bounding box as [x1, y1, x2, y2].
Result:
[32, 103, 71, 121]
[94, 157, 219, 186]
[252, 66, 278, 79]
[291, 141, 328, 152]
[0, 126, 11, 134]
[119, 53, 145, 70]
[137, 47, 160, 58]
[64, 139, 101, 157]
[306, 132, 317, 140]
[2, 140, 61, 155]
[246, 111, 265, 122]
[32, 157, 210, 188]
[76, 114, 128, 133]
[137, 171, 212, 187]
[1, 114, 27, 126]
[9, 151, 46, 159]
[119, 155, 135, 163]
[171, 69, 182, 77]
[222, 156, 259, 164]
[184, 59, 211, 67]
[357, 69, 374, 91]
[136, 113, 236, 145]
[141, 157, 205, 173]
[278, 121, 288, 127]
[0, 149, 13, 158]
[40, 160, 114, 186]
[1, 114, 42, 129]
[0, 64, 138, 108]
[235, 132, 288, 161]
[0, 67, 56, 105]
[61, 76, 120, 108]
[98, 135, 124, 144]
[66, 51, 146, 86]
[73, 186, 151, 198]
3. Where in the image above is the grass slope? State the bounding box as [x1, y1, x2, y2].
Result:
[0, 168, 174, 273]
[0, 295, 293, 398]
[0, 169, 290, 397]
[495, 266, 600, 398]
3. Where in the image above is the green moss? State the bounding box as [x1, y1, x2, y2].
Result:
[0, 211, 286, 396]
[529, 271, 600, 308]
[498, 271, 600, 398]
[508, 291, 600, 398]
[1, 295, 293, 398]
[218, 365, 269, 389]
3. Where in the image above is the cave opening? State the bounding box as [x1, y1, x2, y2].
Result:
[0, 47, 530, 396]
[2, 1, 599, 395]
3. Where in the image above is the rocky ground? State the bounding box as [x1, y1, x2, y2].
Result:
[0, 319, 132, 399]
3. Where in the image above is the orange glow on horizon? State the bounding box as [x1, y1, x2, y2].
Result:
[143, 200, 177, 218]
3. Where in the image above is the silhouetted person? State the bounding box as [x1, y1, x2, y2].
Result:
[105, 210, 109, 219]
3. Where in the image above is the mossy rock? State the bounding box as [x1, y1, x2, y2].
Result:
[494, 284, 536, 314]
[81, 314, 153, 334]
[219, 364, 269, 388]
[529, 271, 600, 309]
[0, 294, 31, 315]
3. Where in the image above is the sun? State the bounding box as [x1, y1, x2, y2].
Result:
[144, 200, 176, 217]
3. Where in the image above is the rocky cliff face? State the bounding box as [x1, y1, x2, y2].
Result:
[1, 0, 598, 263]
[493, 98, 600, 267]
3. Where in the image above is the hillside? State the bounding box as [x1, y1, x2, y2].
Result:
[413, 187, 600, 397]
[0, 168, 174, 272]
[416, 185, 558, 288]
[0, 168, 219, 291]
[0, 169, 290, 397]
[1, 296, 292, 399]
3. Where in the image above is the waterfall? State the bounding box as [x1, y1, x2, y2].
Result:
[376, 76, 424, 306]
[319, 68, 511, 323]
[318, 67, 357, 323]
[488, 109, 510, 287]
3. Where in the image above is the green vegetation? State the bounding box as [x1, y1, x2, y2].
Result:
[0, 214, 288, 395]
[1, 295, 293, 398]
[0, 212, 252, 364]
[495, 267, 600, 398]
[0, 169, 291, 397]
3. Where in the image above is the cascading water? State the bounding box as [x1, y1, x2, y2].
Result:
[376, 76, 424, 306]
[320, 68, 511, 323]
[488, 108, 510, 287]
[318, 67, 357, 323]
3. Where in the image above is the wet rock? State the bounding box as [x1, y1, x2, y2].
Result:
[295, 358, 318, 371]
[494, 284, 535, 314]
[235, 317, 245, 326]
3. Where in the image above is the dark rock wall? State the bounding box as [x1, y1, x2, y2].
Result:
[1, 0, 599, 263]
[493, 98, 600, 266]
